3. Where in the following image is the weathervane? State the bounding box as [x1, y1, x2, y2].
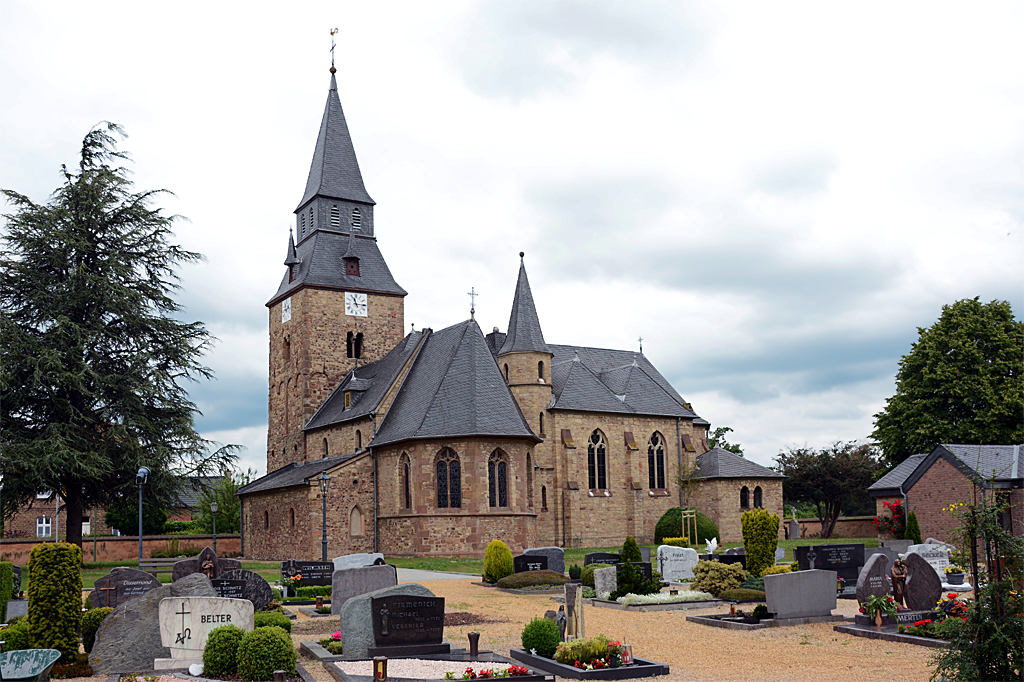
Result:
[468, 287, 478, 320]
[330, 28, 339, 71]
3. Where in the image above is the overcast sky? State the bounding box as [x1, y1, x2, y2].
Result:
[2, 2, 1021, 477]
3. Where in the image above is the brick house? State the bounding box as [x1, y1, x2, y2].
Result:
[237, 69, 715, 560]
[692, 447, 785, 543]
[868, 444, 1023, 544]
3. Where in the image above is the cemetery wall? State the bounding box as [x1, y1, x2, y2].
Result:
[0, 535, 240, 564]
[795, 516, 876, 539]
[906, 456, 975, 544]
[692, 477, 784, 542]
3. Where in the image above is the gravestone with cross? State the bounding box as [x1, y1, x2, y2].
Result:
[155, 596, 254, 669]
[89, 567, 162, 608]
[171, 546, 241, 582]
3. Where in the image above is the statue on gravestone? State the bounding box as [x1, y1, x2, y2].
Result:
[202, 558, 215, 580]
[891, 558, 907, 608]
[172, 546, 241, 582]
[557, 605, 566, 640]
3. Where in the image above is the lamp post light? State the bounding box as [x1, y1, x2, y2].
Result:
[211, 501, 219, 555]
[318, 472, 331, 562]
[136, 466, 150, 563]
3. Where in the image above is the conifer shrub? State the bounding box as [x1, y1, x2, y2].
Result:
[620, 537, 642, 564]
[520, 616, 561, 658]
[253, 610, 292, 632]
[483, 539, 514, 583]
[741, 508, 780, 577]
[0, 561, 13, 622]
[203, 624, 246, 677]
[691, 560, 747, 596]
[719, 588, 766, 601]
[740, 575, 765, 592]
[608, 562, 659, 600]
[580, 563, 614, 587]
[237, 626, 296, 681]
[655, 507, 719, 544]
[761, 564, 793, 576]
[568, 564, 582, 580]
[1, 619, 31, 651]
[904, 510, 923, 545]
[28, 542, 82, 661]
[81, 607, 113, 654]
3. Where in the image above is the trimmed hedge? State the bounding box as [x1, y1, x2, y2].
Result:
[0, 561, 13, 621]
[295, 585, 332, 599]
[483, 540, 514, 583]
[719, 588, 766, 601]
[655, 507, 719, 544]
[660, 537, 690, 548]
[237, 626, 296, 681]
[81, 607, 112, 654]
[2, 619, 31, 651]
[28, 542, 82, 661]
[203, 624, 246, 677]
[741, 508, 780, 577]
[580, 563, 614, 587]
[253, 610, 292, 633]
[496, 570, 570, 589]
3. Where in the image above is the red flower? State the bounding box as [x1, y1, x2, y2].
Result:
[859, 607, 866, 613]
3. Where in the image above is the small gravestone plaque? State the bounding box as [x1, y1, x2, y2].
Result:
[513, 555, 548, 573]
[211, 579, 247, 600]
[218, 569, 274, 612]
[281, 560, 334, 587]
[90, 567, 162, 608]
[370, 595, 444, 647]
[904, 551, 942, 612]
[794, 544, 864, 581]
[583, 552, 620, 566]
[855, 553, 891, 604]
[171, 547, 241, 582]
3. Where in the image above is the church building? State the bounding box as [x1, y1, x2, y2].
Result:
[237, 69, 740, 559]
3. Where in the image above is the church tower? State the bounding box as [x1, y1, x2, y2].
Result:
[266, 69, 406, 472]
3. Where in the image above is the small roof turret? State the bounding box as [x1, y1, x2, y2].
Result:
[284, 230, 300, 266]
[498, 253, 550, 355]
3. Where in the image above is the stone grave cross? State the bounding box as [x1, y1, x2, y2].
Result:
[806, 548, 817, 570]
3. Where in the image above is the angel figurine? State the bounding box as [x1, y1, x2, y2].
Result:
[705, 537, 718, 554]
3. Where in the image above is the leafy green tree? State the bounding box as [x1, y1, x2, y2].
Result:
[193, 470, 254, 535]
[872, 298, 1023, 466]
[104, 497, 167, 536]
[709, 426, 743, 456]
[774, 442, 881, 538]
[0, 123, 236, 550]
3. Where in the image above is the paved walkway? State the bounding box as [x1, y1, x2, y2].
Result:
[397, 567, 479, 582]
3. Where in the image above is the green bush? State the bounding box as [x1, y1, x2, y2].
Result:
[28, 542, 82, 661]
[620, 537, 642, 564]
[568, 564, 582, 580]
[691, 560, 748, 597]
[237, 626, 296, 681]
[163, 519, 203, 535]
[483, 539, 514, 583]
[608, 562, 659, 600]
[0, 561, 13, 621]
[295, 585, 332, 599]
[761, 564, 793, 576]
[2, 619, 31, 651]
[751, 604, 770, 620]
[654, 507, 719, 544]
[318, 637, 344, 655]
[253, 610, 292, 633]
[552, 634, 618, 666]
[580, 563, 613, 587]
[520, 617, 561, 658]
[496, 570, 569, 589]
[741, 508, 780, 577]
[660, 537, 689, 547]
[719, 588, 766, 601]
[740, 575, 765, 592]
[905, 510, 923, 545]
[81, 607, 112, 654]
[203, 624, 246, 677]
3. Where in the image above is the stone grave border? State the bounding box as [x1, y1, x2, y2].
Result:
[686, 613, 847, 631]
[832, 623, 949, 649]
[510, 649, 670, 680]
[323, 651, 551, 682]
[299, 606, 333, 618]
[300, 640, 346, 663]
[589, 598, 721, 612]
[169, 663, 317, 682]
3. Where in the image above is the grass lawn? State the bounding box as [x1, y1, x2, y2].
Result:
[22, 560, 283, 590]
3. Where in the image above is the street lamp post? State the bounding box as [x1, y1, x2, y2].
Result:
[318, 472, 331, 562]
[211, 501, 219, 555]
[136, 466, 150, 563]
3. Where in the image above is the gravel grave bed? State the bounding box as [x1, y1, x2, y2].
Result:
[335, 659, 512, 680]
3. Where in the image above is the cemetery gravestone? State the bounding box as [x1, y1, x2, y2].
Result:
[764, 569, 838, 620]
[855, 553, 891, 604]
[657, 546, 699, 582]
[794, 544, 864, 582]
[210, 579, 246, 600]
[724, 547, 745, 555]
[583, 552, 620, 566]
[523, 547, 565, 575]
[593, 566, 617, 597]
[907, 545, 951, 582]
[218, 569, 274, 612]
[90, 567, 162, 608]
[621, 562, 653, 582]
[775, 547, 786, 562]
[369, 594, 447, 656]
[513, 555, 548, 573]
[171, 546, 241, 582]
[156, 596, 255, 669]
[332, 564, 399, 615]
[565, 583, 584, 640]
[281, 559, 334, 587]
[863, 547, 897, 566]
[333, 553, 386, 571]
[903, 551, 942, 612]
[883, 539, 912, 554]
[339, 583, 437, 660]
[638, 547, 651, 563]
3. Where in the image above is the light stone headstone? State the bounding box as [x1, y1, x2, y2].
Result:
[775, 547, 786, 562]
[657, 545, 699, 581]
[764, 569, 837, 619]
[855, 553, 891, 604]
[908, 544, 952, 581]
[883, 539, 912, 554]
[156, 596, 254, 669]
[565, 583, 584, 640]
[331, 563, 398, 615]
[904, 551, 943, 612]
[524, 547, 565, 575]
[864, 547, 898, 565]
[593, 566, 617, 597]
[333, 553, 385, 571]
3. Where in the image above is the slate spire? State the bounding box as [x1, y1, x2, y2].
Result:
[284, 229, 300, 266]
[498, 253, 550, 355]
[295, 71, 374, 211]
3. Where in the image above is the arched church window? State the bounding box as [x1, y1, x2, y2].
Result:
[346, 332, 354, 358]
[488, 450, 509, 508]
[263, 510, 269, 529]
[588, 430, 607, 490]
[352, 207, 361, 229]
[526, 453, 534, 507]
[538, 361, 544, 379]
[355, 332, 363, 359]
[436, 449, 461, 509]
[740, 486, 750, 509]
[356, 430, 362, 451]
[648, 433, 666, 489]
[539, 413, 544, 435]
[541, 485, 547, 510]
[399, 454, 412, 510]
[754, 486, 763, 509]
[323, 438, 329, 459]
[503, 364, 509, 382]
[283, 336, 290, 362]
[289, 508, 295, 527]
[350, 506, 363, 536]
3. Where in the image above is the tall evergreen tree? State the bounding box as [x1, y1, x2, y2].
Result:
[872, 298, 1023, 466]
[0, 123, 236, 549]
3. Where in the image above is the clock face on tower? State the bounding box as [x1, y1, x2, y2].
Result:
[345, 292, 368, 317]
[281, 297, 292, 323]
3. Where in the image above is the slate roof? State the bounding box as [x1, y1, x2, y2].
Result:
[695, 447, 784, 479]
[173, 476, 226, 508]
[296, 72, 374, 210]
[497, 260, 550, 355]
[236, 454, 360, 496]
[546, 344, 700, 419]
[941, 444, 1023, 482]
[371, 319, 540, 447]
[268, 230, 406, 304]
[868, 454, 928, 496]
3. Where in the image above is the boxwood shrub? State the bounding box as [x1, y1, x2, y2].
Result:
[253, 610, 292, 633]
[520, 617, 561, 658]
[203, 624, 246, 677]
[28, 542, 82, 661]
[741, 508, 780, 577]
[2, 619, 31, 651]
[483, 539, 514, 583]
[655, 507, 719, 544]
[496, 570, 569, 589]
[81, 607, 113, 654]
[294, 585, 332, 599]
[690, 560, 747, 597]
[237, 626, 296, 681]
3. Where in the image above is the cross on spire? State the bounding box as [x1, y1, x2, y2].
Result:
[638, 336, 643, 353]
[330, 28, 338, 71]
[468, 287, 478, 319]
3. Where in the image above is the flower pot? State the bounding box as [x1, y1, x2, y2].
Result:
[946, 573, 963, 584]
[874, 612, 883, 627]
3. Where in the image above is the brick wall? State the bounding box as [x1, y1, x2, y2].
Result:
[693, 478, 784, 543]
[795, 516, 876, 539]
[0, 535, 239, 565]
[906, 456, 976, 544]
[4, 498, 114, 539]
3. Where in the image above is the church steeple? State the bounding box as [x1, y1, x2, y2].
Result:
[498, 253, 550, 355]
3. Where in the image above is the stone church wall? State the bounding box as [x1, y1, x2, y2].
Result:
[693, 477, 784, 543]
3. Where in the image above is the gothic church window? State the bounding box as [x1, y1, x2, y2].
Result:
[538, 361, 544, 379]
[648, 433, 666, 489]
[588, 430, 607, 490]
[290, 508, 295, 527]
[356, 430, 362, 451]
[263, 510, 269, 529]
[436, 449, 461, 508]
[526, 453, 533, 507]
[503, 364, 509, 381]
[399, 454, 412, 510]
[754, 486, 763, 509]
[350, 506, 363, 536]
[283, 337, 290, 362]
[740, 486, 749, 509]
[541, 485, 547, 511]
[323, 438, 329, 459]
[488, 450, 508, 508]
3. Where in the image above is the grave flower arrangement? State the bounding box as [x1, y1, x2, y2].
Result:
[936, 593, 968, 620]
[553, 634, 626, 669]
[280, 573, 302, 590]
[443, 665, 531, 679]
[859, 594, 901, 619]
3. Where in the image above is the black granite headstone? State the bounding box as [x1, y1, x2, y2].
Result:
[281, 560, 334, 587]
[211, 579, 247, 600]
[583, 552, 620, 566]
[171, 546, 241, 582]
[904, 551, 942, 612]
[219, 568, 275, 611]
[89, 567, 162, 608]
[617, 562, 653, 582]
[371, 595, 445, 646]
[855, 553, 890, 604]
[794, 544, 864, 581]
[513, 555, 549, 573]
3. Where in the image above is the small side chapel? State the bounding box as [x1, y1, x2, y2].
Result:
[238, 69, 752, 559]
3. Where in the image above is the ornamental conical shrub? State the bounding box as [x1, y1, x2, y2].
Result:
[28, 541, 82, 661]
[905, 510, 923, 545]
[621, 536, 642, 563]
[483, 539, 514, 583]
[741, 508, 780, 577]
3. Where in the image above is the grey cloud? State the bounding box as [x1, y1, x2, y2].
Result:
[751, 153, 839, 196]
[191, 375, 268, 432]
